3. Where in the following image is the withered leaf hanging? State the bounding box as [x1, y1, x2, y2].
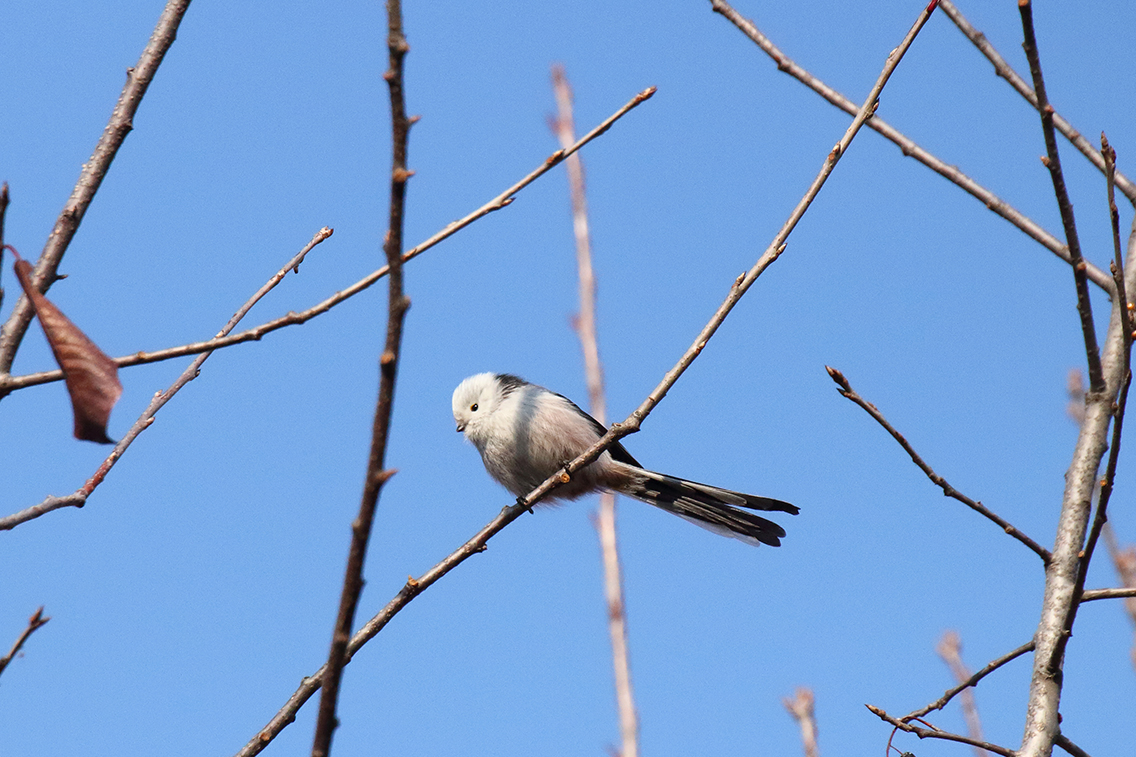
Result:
[12, 253, 122, 443]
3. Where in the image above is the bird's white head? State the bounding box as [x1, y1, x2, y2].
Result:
[452, 372, 507, 442]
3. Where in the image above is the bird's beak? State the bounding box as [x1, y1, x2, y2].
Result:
[455, 422, 465, 432]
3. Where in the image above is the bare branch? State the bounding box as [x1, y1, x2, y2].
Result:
[1055, 734, 1093, 757]
[707, 0, 1114, 294]
[551, 64, 639, 757]
[0, 88, 657, 398]
[1019, 0, 1103, 393]
[938, 0, 1136, 207]
[0, 0, 193, 377]
[310, 2, 412, 754]
[868, 705, 1015, 757]
[1080, 586, 1136, 602]
[825, 366, 1051, 562]
[783, 687, 819, 757]
[0, 607, 50, 679]
[0, 228, 333, 532]
[905, 640, 1034, 721]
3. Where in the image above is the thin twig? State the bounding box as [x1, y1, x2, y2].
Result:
[938, 0, 1136, 206]
[1054, 734, 1092, 757]
[235, 11, 936, 753]
[310, 3, 411, 754]
[0, 607, 50, 679]
[783, 687, 819, 757]
[0, 0, 193, 378]
[867, 704, 1015, 757]
[0, 229, 333, 532]
[0, 88, 657, 398]
[825, 366, 1051, 562]
[707, 0, 1113, 293]
[551, 64, 638, 757]
[936, 632, 989, 757]
[905, 640, 1034, 721]
[1080, 586, 1136, 602]
[1019, 1, 1102, 393]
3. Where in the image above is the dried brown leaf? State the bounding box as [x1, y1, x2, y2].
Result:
[13, 256, 122, 443]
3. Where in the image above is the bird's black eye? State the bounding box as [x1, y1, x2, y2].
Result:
[470, 403, 478, 412]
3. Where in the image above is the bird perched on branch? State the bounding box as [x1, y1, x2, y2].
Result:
[452, 372, 797, 546]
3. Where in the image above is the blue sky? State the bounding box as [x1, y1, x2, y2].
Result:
[2, 1, 1135, 755]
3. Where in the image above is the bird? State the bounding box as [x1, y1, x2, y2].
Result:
[452, 372, 797, 546]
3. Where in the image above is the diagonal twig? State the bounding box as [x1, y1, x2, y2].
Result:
[1019, 0, 1103, 394]
[0, 87, 657, 398]
[0, 0, 193, 378]
[0, 228, 333, 532]
[0, 607, 50, 680]
[551, 63, 639, 757]
[905, 640, 1034, 722]
[707, 0, 1113, 294]
[938, 0, 1136, 207]
[868, 704, 1015, 757]
[310, 2, 412, 754]
[825, 365, 1051, 562]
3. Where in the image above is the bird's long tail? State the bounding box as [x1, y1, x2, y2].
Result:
[616, 465, 798, 547]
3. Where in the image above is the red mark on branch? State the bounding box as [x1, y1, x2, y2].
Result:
[8, 247, 122, 443]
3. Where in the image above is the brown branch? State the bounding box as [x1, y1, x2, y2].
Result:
[1080, 586, 1136, 602]
[0, 607, 50, 679]
[1019, 0, 1103, 392]
[938, 1, 1136, 207]
[783, 688, 819, 757]
[310, 3, 411, 755]
[707, 0, 1113, 293]
[235, 10, 937, 751]
[0, 0, 193, 378]
[1055, 734, 1092, 757]
[905, 640, 1034, 721]
[0, 88, 657, 398]
[825, 366, 1051, 562]
[551, 64, 639, 757]
[868, 705, 1015, 757]
[0, 228, 333, 532]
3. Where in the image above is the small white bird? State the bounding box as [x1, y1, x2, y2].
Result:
[452, 372, 797, 546]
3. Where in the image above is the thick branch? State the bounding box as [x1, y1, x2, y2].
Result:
[310, 4, 412, 756]
[0, 0, 193, 377]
